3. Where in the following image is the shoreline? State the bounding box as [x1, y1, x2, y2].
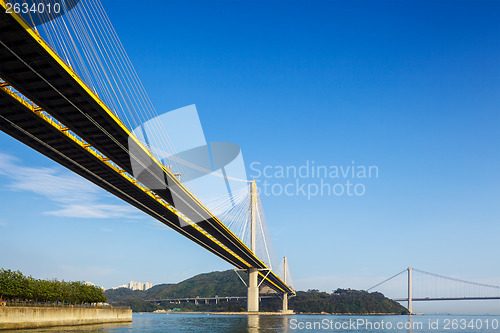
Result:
[147, 311, 410, 316]
[0, 306, 132, 330]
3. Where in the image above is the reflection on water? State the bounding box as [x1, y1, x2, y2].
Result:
[408, 315, 414, 333]
[247, 314, 259, 333]
[0, 322, 132, 333]
[3, 313, 499, 332]
[282, 315, 290, 333]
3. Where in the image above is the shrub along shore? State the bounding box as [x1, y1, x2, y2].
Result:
[0, 268, 106, 304]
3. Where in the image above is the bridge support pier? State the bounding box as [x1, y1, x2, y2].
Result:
[282, 292, 288, 312]
[247, 268, 259, 312]
[283, 256, 289, 312]
[247, 181, 260, 312]
[280, 256, 293, 314]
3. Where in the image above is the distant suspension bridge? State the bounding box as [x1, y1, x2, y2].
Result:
[367, 267, 500, 313]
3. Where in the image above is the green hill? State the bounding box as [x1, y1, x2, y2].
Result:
[104, 270, 248, 312]
[104, 270, 408, 314]
[146, 270, 247, 299]
[291, 289, 408, 314]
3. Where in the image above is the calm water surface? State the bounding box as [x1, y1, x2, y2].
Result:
[6, 313, 500, 332]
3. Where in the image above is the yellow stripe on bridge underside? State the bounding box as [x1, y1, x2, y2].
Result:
[0, 1, 294, 295]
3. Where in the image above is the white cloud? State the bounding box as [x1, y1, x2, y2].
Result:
[0, 152, 143, 219]
[44, 204, 140, 219]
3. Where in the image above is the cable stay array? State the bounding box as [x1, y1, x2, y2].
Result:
[25, 0, 195, 187]
[205, 182, 278, 273]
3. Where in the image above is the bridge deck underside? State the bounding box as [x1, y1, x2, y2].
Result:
[0, 88, 251, 268]
[0, 8, 293, 295]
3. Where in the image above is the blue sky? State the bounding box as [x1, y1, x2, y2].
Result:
[0, 0, 499, 314]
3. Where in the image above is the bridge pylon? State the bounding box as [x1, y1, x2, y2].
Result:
[247, 181, 259, 312]
[408, 267, 413, 314]
[282, 256, 289, 312]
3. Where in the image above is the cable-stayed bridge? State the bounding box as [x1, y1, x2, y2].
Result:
[368, 268, 500, 313]
[0, 0, 294, 312]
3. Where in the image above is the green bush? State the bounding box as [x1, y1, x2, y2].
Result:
[0, 268, 106, 304]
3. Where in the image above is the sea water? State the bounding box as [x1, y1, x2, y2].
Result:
[4, 313, 500, 332]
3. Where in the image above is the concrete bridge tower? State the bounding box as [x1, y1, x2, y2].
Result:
[408, 267, 413, 314]
[247, 181, 259, 312]
[280, 256, 294, 314]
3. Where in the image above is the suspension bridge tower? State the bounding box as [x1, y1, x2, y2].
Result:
[408, 267, 413, 314]
[247, 181, 259, 312]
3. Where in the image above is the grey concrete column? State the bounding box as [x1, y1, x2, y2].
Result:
[247, 267, 259, 312]
[247, 181, 259, 312]
[282, 256, 289, 312]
